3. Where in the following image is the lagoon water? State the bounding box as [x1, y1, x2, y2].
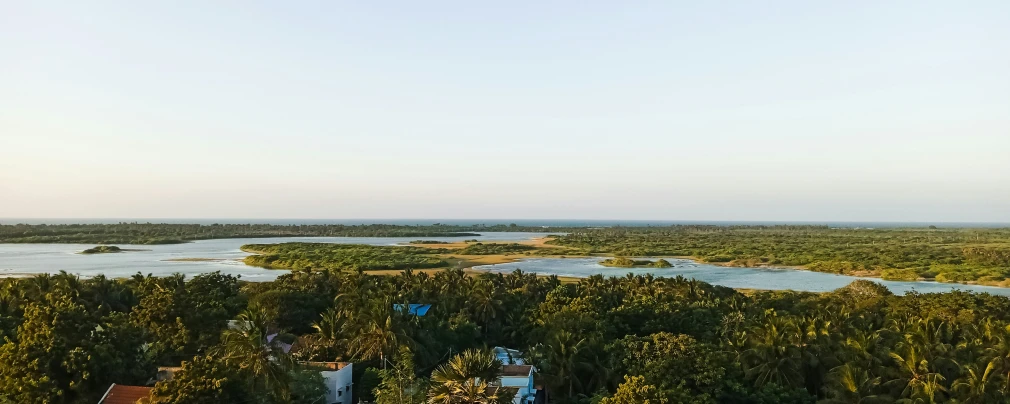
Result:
[3, 233, 1010, 296]
[0, 233, 553, 282]
[474, 257, 1010, 296]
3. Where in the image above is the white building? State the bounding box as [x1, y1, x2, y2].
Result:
[300, 361, 353, 404]
[492, 347, 535, 404]
[500, 365, 536, 404]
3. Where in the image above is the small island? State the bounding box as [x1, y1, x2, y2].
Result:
[600, 257, 674, 268]
[409, 240, 450, 244]
[81, 245, 123, 254]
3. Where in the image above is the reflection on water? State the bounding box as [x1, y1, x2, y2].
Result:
[474, 257, 1010, 296]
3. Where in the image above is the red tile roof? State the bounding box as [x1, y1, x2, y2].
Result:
[99, 384, 153, 404]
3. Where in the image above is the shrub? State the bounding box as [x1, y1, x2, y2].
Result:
[880, 269, 919, 281]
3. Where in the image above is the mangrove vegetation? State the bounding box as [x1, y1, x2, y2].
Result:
[600, 257, 674, 268]
[241, 243, 450, 271]
[549, 226, 1010, 286]
[80, 245, 123, 254]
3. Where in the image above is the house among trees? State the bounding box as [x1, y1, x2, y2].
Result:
[299, 361, 353, 404]
[494, 346, 526, 365]
[152, 366, 182, 383]
[493, 347, 536, 404]
[97, 384, 152, 404]
[498, 365, 536, 404]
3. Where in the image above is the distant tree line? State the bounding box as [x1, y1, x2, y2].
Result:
[0, 222, 589, 245]
[241, 243, 450, 271]
[453, 242, 538, 255]
[550, 226, 1010, 286]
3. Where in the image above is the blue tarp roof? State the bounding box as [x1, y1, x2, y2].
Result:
[394, 304, 431, 316]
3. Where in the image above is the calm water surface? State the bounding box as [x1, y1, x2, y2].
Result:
[0, 233, 553, 281]
[474, 257, 1010, 296]
[5, 235, 1010, 295]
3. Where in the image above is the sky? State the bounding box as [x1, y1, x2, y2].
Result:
[1, 1, 1008, 222]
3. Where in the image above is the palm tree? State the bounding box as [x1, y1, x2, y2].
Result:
[428, 348, 506, 404]
[312, 307, 341, 341]
[951, 360, 998, 404]
[344, 300, 416, 365]
[895, 373, 946, 404]
[349, 314, 401, 363]
[543, 330, 591, 397]
[844, 329, 886, 372]
[887, 343, 947, 403]
[470, 280, 503, 330]
[742, 313, 803, 388]
[823, 363, 891, 404]
[217, 305, 293, 401]
[981, 325, 1010, 394]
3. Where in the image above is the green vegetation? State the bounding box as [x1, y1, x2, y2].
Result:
[9, 269, 1010, 402]
[408, 240, 449, 244]
[0, 222, 567, 244]
[550, 225, 1010, 285]
[80, 245, 122, 254]
[880, 268, 920, 281]
[600, 257, 674, 268]
[453, 242, 537, 255]
[652, 258, 673, 267]
[241, 243, 449, 271]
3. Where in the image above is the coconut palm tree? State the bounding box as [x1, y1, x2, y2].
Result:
[981, 325, 1010, 394]
[742, 313, 803, 388]
[822, 363, 891, 404]
[312, 307, 341, 341]
[543, 330, 592, 397]
[428, 348, 506, 404]
[844, 329, 886, 373]
[887, 343, 947, 403]
[344, 300, 417, 365]
[470, 280, 503, 330]
[217, 305, 293, 401]
[952, 360, 998, 404]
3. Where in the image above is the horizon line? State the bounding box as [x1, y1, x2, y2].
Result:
[2, 218, 1008, 225]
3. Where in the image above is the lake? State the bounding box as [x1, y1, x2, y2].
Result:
[0, 232, 553, 282]
[474, 257, 1010, 296]
[3, 234, 1010, 296]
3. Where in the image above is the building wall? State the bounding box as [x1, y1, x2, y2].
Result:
[500, 375, 535, 404]
[320, 364, 354, 404]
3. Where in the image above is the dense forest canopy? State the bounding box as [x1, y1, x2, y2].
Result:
[7, 268, 1010, 403]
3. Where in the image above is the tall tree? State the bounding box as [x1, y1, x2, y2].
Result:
[428, 348, 507, 404]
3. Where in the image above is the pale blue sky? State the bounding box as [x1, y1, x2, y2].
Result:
[1, 1, 1008, 221]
